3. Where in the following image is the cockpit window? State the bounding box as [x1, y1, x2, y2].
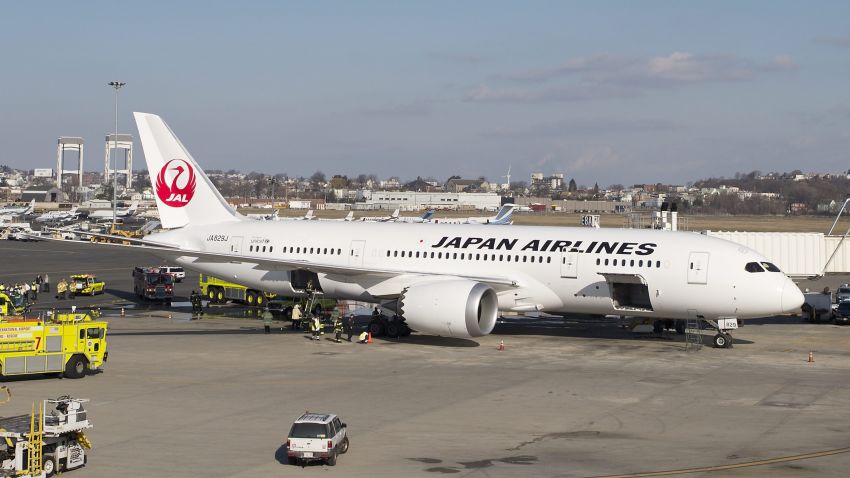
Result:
[760, 262, 781, 272]
[745, 262, 765, 273]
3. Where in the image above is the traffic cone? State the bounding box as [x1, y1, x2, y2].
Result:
[808, 351, 815, 363]
[498, 340, 505, 351]
[367, 332, 373, 344]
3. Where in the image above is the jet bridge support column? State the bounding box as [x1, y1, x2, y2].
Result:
[56, 137, 84, 189]
[104, 134, 133, 190]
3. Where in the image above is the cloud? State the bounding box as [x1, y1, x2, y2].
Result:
[468, 51, 798, 103]
[361, 99, 432, 117]
[816, 34, 850, 47]
[463, 83, 635, 103]
[482, 117, 678, 138]
[429, 52, 487, 64]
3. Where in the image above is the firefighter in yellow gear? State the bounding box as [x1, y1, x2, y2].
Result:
[333, 317, 343, 343]
[311, 316, 321, 341]
[56, 279, 68, 300]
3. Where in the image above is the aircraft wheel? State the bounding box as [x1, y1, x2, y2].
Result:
[386, 322, 400, 338]
[713, 333, 728, 348]
[652, 320, 664, 334]
[368, 319, 385, 337]
[675, 321, 686, 335]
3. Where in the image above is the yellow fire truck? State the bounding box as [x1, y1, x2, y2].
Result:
[0, 312, 108, 379]
[199, 274, 277, 306]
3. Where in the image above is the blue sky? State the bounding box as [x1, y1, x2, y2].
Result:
[1, 1, 849, 186]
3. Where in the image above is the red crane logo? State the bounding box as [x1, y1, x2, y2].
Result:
[156, 159, 196, 208]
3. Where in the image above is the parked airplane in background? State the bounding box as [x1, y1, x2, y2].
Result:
[429, 204, 515, 225]
[36, 207, 80, 224]
[0, 199, 35, 217]
[58, 112, 806, 349]
[87, 201, 139, 221]
[394, 210, 435, 224]
[358, 209, 400, 222]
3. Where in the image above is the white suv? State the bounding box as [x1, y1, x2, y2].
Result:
[159, 266, 186, 282]
[286, 413, 349, 466]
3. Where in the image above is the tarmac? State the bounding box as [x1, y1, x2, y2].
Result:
[2, 240, 850, 477]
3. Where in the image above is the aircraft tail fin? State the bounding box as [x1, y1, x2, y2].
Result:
[134, 112, 240, 229]
[420, 209, 434, 220]
[304, 210, 314, 220]
[344, 211, 354, 221]
[491, 204, 515, 224]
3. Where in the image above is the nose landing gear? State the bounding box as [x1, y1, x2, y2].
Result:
[707, 318, 738, 348]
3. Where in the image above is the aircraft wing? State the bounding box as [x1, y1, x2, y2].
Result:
[30, 232, 520, 291]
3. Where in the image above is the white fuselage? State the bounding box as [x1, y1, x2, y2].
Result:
[148, 220, 801, 320]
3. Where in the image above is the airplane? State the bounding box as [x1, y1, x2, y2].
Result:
[429, 204, 515, 225]
[0, 199, 35, 217]
[86, 201, 140, 220]
[35, 207, 80, 224]
[393, 210, 435, 224]
[64, 112, 806, 348]
[358, 209, 400, 222]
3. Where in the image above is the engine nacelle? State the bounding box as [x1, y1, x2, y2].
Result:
[399, 280, 498, 338]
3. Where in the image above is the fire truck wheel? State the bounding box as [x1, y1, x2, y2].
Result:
[246, 292, 255, 305]
[207, 289, 216, 302]
[65, 355, 88, 379]
[43, 453, 58, 477]
[255, 294, 265, 306]
[215, 289, 225, 303]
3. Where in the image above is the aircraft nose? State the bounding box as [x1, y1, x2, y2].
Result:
[781, 279, 804, 313]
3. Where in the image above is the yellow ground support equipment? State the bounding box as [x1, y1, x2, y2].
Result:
[199, 274, 277, 306]
[69, 275, 105, 296]
[0, 396, 93, 477]
[0, 291, 28, 317]
[0, 312, 108, 379]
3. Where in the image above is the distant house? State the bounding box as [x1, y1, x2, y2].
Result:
[21, 187, 65, 203]
[445, 179, 480, 193]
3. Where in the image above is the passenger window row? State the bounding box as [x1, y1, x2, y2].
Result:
[596, 257, 661, 268]
[385, 250, 553, 264]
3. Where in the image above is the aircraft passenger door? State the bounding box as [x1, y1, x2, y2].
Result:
[688, 252, 709, 284]
[560, 251, 578, 278]
[229, 236, 243, 254]
[349, 240, 366, 267]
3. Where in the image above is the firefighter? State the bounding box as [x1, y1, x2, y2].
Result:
[30, 280, 38, 301]
[333, 315, 343, 343]
[262, 306, 273, 334]
[56, 279, 67, 300]
[291, 304, 302, 330]
[43, 273, 50, 293]
[311, 315, 321, 341]
[357, 331, 369, 343]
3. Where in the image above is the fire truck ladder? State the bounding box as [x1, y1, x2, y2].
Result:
[24, 401, 43, 476]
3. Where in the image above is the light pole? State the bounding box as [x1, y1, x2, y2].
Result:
[108, 81, 125, 230]
[268, 177, 277, 209]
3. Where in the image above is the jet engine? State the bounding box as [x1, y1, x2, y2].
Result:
[399, 280, 498, 338]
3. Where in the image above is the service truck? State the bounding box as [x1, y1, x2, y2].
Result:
[802, 291, 834, 323]
[0, 396, 94, 477]
[0, 312, 107, 379]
